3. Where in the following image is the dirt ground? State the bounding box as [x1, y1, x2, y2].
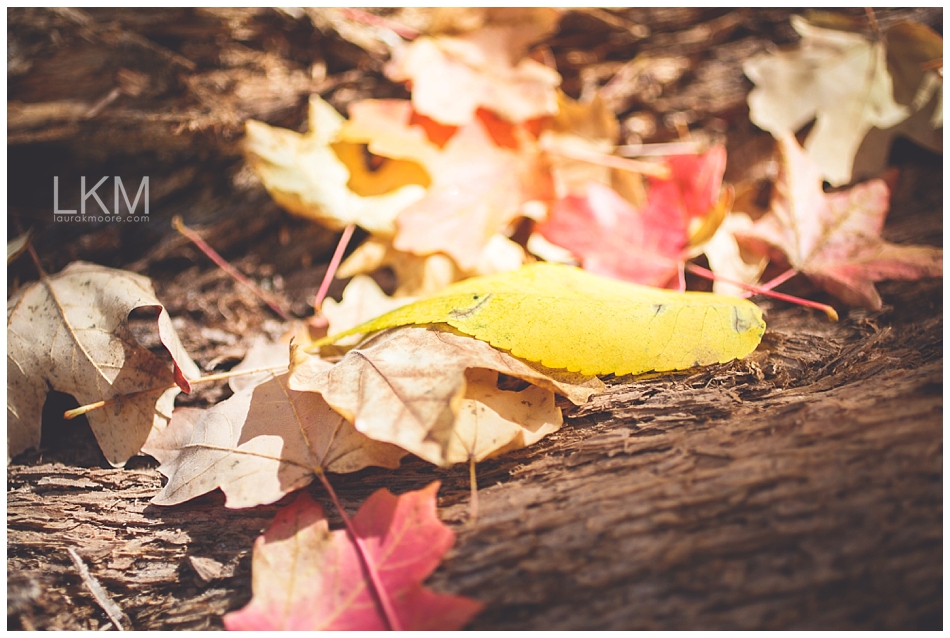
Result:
[7, 8, 943, 630]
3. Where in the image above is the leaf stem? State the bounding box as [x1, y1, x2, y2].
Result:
[313, 223, 357, 313]
[468, 457, 479, 523]
[316, 473, 403, 631]
[540, 138, 671, 179]
[685, 263, 839, 321]
[62, 364, 288, 420]
[172, 216, 293, 321]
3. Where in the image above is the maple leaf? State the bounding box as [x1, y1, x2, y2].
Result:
[311, 263, 765, 377]
[223, 483, 483, 630]
[737, 134, 943, 310]
[8, 262, 199, 467]
[851, 20, 943, 182]
[340, 99, 549, 272]
[385, 8, 562, 125]
[535, 146, 727, 290]
[244, 95, 427, 235]
[149, 371, 405, 508]
[744, 14, 911, 186]
[291, 327, 601, 466]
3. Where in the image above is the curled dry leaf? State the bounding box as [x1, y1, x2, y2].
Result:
[738, 134, 943, 310]
[223, 483, 483, 631]
[744, 14, 910, 186]
[244, 95, 427, 236]
[291, 327, 602, 467]
[385, 8, 562, 125]
[150, 370, 405, 508]
[7, 262, 199, 467]
[312, 263, 766, 377]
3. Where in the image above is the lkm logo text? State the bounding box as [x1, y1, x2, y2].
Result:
[53, 176, 150, 222]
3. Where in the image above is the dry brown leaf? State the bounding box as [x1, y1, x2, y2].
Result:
[289, 327, 602, 466]
[150, 370, 406, 508]
[385, 8, 562, 125]
[7, 262, 200, 466]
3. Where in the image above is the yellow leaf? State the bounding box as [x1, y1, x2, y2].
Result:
[244, 95, 427, 235]
[310, 263, 765, 376]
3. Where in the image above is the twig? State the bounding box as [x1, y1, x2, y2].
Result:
[317, 473, 403, 631]
[541, 138, 671, 179]
[67, 548, 130, 631]
[63, 364, 288, 420]
[172, 216, 293, 322]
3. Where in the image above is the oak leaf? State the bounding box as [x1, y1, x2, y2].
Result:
[311, 263, 765, 377]
[244, 95, 427, 235]
[7, 262, 199, 466]
[291, 327, 601, 467]
[737, 134, 943, 310]
[744, 14, 910, 186]
[223, 483, 483, 630]
[385, 8, 561, 125]
[150, 370, 405, 508]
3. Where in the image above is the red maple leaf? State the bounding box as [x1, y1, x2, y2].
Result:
[737, 133, 942, 310]
[535, 146, 727, 289]
[223, 482, 482, 631]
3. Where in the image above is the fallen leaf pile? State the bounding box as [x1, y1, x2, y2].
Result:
[7, 8, 944, 632]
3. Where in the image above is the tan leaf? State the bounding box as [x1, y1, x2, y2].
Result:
[385, 9, 562, 125]
[321, 275, 415, 344]
[244, 95, 427, 235]
[289, 327, 602, 467]
[744, 14, 910, 186]
[7, 262, 199, 466]
[338, 235, 526, 298]
[150, 370, 406, 508]
[702, 212, 768, 298]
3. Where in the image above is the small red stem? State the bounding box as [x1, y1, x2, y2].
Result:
[755, 267, 798, 293]
[686, 263, 838, 321]
[317, 473, 403, 632]
[172, 217, 293, 321]
[313, 224, 356, 313]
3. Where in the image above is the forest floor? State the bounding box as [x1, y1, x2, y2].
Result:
[7, 8, 943, 630]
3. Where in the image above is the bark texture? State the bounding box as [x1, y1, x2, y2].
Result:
[7, 7, 943, 631]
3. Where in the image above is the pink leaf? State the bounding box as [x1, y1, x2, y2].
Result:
[223, 482, 483, 631]
[535, 146, 728, 290]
